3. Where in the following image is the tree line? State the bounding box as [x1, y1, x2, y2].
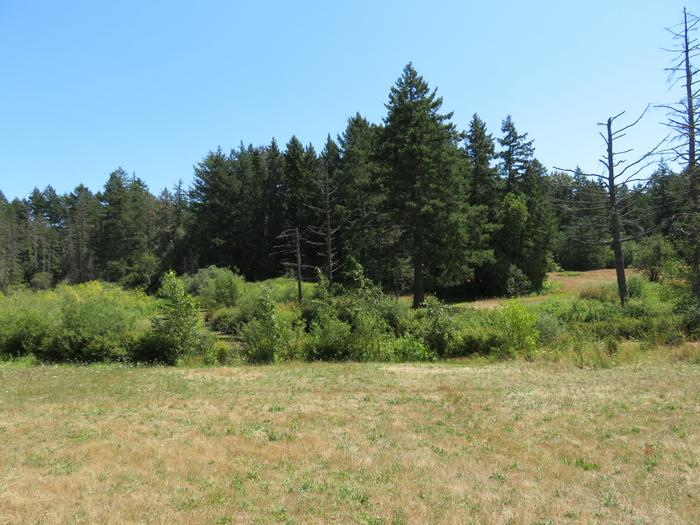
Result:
[1, 10, 698, 307]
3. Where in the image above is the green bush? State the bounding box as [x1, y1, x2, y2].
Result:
[626, 276, 645, 299]
[184, 266, 244, 309]
[386, 335, 435, 362]
[0, 291, 60, 357]
[416, 299, 459, 357]
[491, 303, 539, 359]
[506, 265, 532, 297]
[239, 292, 284, 364]
[0, 282, 156, 362]
[30, 272, 53, 290]
[534, 311, 566, 347]
[304, 307, 352, 361]
[149, 271, 204, 364]
[635, 234, 676, 282]
[209, 306, 240, 334]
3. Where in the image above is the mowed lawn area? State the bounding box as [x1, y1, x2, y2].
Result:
[2, 359, 699, 524]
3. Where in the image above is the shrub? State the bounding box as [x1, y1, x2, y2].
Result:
[506, 265, 532, 297]
[239, 292, 283, 364]
[635, 234, 676, 282]
[491, 303, 539, 359]
[626, 276, 645, 299]
[534, 311, 566, 347]
[150, 271, 203, 364]
[349, 309, 392, 361]
[387, 335, 435, 362]
[209, 306, 240, 334]
[416, 299, 459, 357]
[0, 292, 59, 357]
[55, 282, 154, 362]
[30, 272, 52, 290]
[130, 332, 174, 364]
[0, 283, 157, 362]
[275, 307, 308, 361]
[304, 307, 352, 361]
[184, 266, 244, 309]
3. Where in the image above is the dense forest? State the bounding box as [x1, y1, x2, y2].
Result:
[0, 63, 689, 302]
[1, 8, 699, 313]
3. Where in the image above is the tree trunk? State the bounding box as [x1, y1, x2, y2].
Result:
[606, 117, 628, 305]
[412, 256, 425, 308]
[684, 8, 698, 205]
[682, 8, 700, 297]
[294, 227, 303, 305]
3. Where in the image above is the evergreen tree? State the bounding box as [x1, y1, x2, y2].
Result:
[378, 63, 491, 306]
[519, 160, 557, 288]
[336, 114, 391, 286]
[189, 148, 235, 269]
[498, 115, 534, 192]
[465, 113, 500, 209]
[65, 184, 99, 282]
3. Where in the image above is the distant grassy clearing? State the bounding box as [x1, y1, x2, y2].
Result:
[1, 359, 699, 524]
[453, 268, 623, 309]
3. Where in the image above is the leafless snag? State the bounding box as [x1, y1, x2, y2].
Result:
[660, 7, 700, 295]
[556, 107, 666, 305]
[273, 226, 315, 305]
[659, 7, 699, 200]
[306, 167, 347, 295]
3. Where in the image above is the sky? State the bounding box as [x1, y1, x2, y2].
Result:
[0, 0, 693, 199]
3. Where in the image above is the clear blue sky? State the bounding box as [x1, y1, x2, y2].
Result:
[0, 0, 691, 199]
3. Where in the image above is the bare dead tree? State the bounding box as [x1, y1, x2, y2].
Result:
[660, 7, 699, 200]
[556, 107, 666, 305]
[273, 227, 315, 305]
[660, 7, 700, 295]
[306, 167, 346, 294]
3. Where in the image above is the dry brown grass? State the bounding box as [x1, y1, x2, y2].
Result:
[1, 358, 699, 524]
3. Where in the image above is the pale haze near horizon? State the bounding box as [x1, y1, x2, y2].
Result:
[0, 0, 691, 199]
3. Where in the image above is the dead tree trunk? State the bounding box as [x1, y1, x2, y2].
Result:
[556, 107, 664, 306]
[294, 226, 303, 305]
[307, 167, 344, 295]
[605, 117, 628, 305]
[662, 8, 700, 295]
[274, 226, 313, 305]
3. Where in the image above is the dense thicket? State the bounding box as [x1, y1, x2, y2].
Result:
[0, 61, 695, 303]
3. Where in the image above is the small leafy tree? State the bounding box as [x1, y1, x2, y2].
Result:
[240, 291, 283, 363]
[151, 270, 199, 363]
[635, 234, 676, 282]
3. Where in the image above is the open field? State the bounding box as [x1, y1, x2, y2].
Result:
[2, 357, 700, 524]
[461, 269, 623, 310]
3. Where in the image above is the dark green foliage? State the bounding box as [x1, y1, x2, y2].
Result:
[550, 170, 611, 271]
[498, 115, 534, 193]
[0, 64, 700, 342]
[386, 335, 435, 362]
[304, 306, 353, 361]
[466, 114, 500, 209]
[415, 299, 459, 357]
[378, 63, 492, 306]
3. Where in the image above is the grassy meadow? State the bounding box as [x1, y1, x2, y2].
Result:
[2, 270, 700, 524]
[2, 357, 700, 524]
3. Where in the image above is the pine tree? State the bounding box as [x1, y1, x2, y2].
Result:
[465, 114, 500, 209]
[65, 184, 98, 282]
[336, 114, 390, 286]
[499, 115, 534, 193]
[379, 63, 491, 306]
[519, 160, 557, 289]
